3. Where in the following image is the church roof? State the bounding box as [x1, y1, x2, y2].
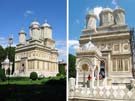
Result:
[76, 38, 102, 56]
[42, 20, 52, 28]
[19, 29, 26, 34]
[113, 7, 125, 13]
[101, 8, 113, 13]
[42, 22, 51, 27]
[31, 20, 40, 26]
[86, 11, 97, 19]
[30, 20, 40, 29]
[82, 41, 96, 50]
[4, 56, 9, 64]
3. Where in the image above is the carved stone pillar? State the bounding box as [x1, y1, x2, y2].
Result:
[76, 68, 79, 88]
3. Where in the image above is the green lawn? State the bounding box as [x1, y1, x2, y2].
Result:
[0, 76, 65, 85]
[0, 77, 49, 85]
[0, 76, 66, 101]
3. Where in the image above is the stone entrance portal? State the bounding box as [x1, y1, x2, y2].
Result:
[75, 39, 102, 88]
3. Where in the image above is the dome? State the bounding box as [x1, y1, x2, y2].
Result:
[113, 7, 125, 13]
[41, 20, 52, 28]
[31, 21, 40, 26]
[42, 22, 51, 27]
[4, 56, 9, 64]
[86, 11, 97, 19]
[42, 20, 52, 28]
[82, 41, 97, 50]
[101, 8, 113, 13]
[30, 20, 40, 29]
[19, 29, 26, 34]
[76, 41, 102, 56]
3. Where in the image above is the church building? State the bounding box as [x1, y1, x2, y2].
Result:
[76, 7, 133, 86]
[14, 20, 59, 77]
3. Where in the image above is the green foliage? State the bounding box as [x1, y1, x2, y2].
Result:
[0, 46, 15, 74]
[56, 73, 61, 77]
[0, 45, 6, 67]
[0, 76, 66, 101]
[58, 64, 66, 75]
[69, 54, 76, 78]
[0, 68, 6, 81]
[6, 68, 10, 75]
[5, 47, 15, 74]
[9, 77, 29, 81]
[30, 72, 38, 80]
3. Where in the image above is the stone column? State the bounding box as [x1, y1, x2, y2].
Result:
[76, 68, 79, 88]
[91, 68, 95, 88]
[97, 68, 99, 87]
[83, 70, 86, 87]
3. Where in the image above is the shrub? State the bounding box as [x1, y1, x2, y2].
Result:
[0, 68, 6, 81]
[56, 73, 61, 77]
[30, 72, 38, 80]
[58, 64, 66, 75]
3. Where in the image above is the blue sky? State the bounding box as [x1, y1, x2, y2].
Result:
[0, 0, 66, 61]
[69, 0, 135, 55]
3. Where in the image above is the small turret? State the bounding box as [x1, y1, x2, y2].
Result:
[86, 11, 97, 30]
[19, 29, 26, 44]
[113, 8, 125, 25]
[99, 8, 114, 26]
[29, 20, 41, 40]
[41, 20, 52, 39]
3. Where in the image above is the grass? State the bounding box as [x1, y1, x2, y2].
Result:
[0, 77, 49, 85]
[0, 76, 66, 101]
[0, 75, 65, 85]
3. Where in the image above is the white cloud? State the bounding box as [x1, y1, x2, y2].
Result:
[93, 6, 103, 19]
[0, 37, 16, 48]
[56, 40, 66, 46]
[24, 10, 34, 17]
[0, 37, 5, 41]
[68, 40, 79, 49]
[112, 0, 118, 8]
[58, 47, 67, 56]
[86, 6, 103, 19]
[112, 0, 117, 5]
[55, 40, 67, 61]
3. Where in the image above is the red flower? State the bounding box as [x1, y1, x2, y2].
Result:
[88, 74, 92, 80]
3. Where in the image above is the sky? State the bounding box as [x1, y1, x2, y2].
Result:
[0, 0, 66, 61]
[69, 0, 135, 55]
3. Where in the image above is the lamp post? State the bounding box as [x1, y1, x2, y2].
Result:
[8, 34, 13, 84]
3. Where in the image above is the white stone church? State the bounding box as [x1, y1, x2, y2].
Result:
[75, 7, 134, 87]
[69, 6, 135, 101]
[14, 20, 59, 77]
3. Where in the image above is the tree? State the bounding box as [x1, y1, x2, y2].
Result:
[0, 45, 6, 67]
[5, 46, 15, 74]
[58, 64, 66, 75]
[69, 54, 76, 78]
[0, 68, 6, 81]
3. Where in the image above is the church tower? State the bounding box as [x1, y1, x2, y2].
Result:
[41, 20, 52, 39]
[19, 29, 26, 44]
[29, 20, 41, 40]
[113, 8, 125, 25]
[86, 11, 97, 30]
[99, 8, 114, 26]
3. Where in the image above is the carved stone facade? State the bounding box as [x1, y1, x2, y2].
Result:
[77, 7, 133, 84]
[14, 21, 58, 77]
